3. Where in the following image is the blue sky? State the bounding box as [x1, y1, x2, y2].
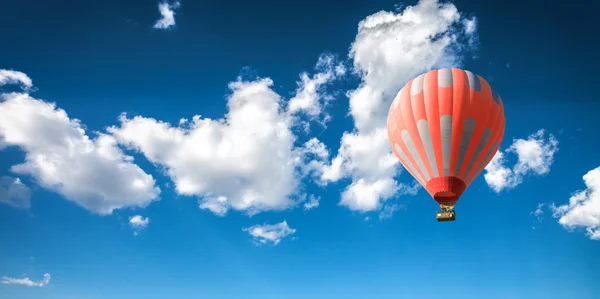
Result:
[1, 0, 599, 298]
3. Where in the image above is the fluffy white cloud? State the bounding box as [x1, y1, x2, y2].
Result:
[0, 176, 32, 210]
[109, 79, 300, 216]
[551, 166, 600, 240]
[302, 138, 329, 161]
[153, 1, 181, 30]
[109, 61, 338, 216]
[1, 273, 50, 287]
[198, 195, 229, 217]
[129, 215, 150, 229]
[0, 2, 481, 220]
[0, 53, 340, 217]
[0, 84, 161, 215]
[288, 54, 346, 126]
[341, 177, 398, 212]
[484, 129, 558, 193]
[315, 0, 478, 213]
[243, 221, 296, 245]
[0, 69, 33, 89]
[348, 0, 476, 133]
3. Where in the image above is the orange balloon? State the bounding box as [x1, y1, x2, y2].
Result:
[386, 68, 505, 211]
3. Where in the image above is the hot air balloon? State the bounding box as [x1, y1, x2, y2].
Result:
[386, 68, 505, 222]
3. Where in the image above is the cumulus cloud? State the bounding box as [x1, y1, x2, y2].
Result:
[0, 2, 481, 220]
[243, 221, 296, 245]
[109, 56, 340, 217]
[1, 273, 50, 287]
[129, 215, 150, 229]
[0, 52, 340, 217]
[287, 54, 346, 126]
[198, 196, 229, 217]
[341, 178, 399, 212]
[551, 166, 600, 240]
[153, 1, 181, 30]
[109, 78, 300, 216]
[300, 137, 333, 180]
[313, 0, 478, 214]
[0, 73, 161, 215]
[484, 129, 558, 193]
[0, 176, 32, 210]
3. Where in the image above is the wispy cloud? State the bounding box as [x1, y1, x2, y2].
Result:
[379, 203, 405, 220]
[530, 203, 545, 229]
[303, 194, 320, 211]
[0, 69, 32, 89]
[1, 273, 50, 287]
[287, 53, 346, 127]
[0, 176, 32, 210]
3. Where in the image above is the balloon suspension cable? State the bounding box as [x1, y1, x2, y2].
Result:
[438, 202, 456, 211]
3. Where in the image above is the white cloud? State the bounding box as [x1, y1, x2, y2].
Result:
[129, 215, 150, 229]
[307, 129, 406, 211]
[0, 2, 482, 220]
[461, 17, 478, 49]
[0, 54, 340, 217]
[347, 0, 474, 132]
[0, 176, 32, 210]
[0, 69, 33, 90]
[153, 1, 181, 30]
[551, 166, 600, 240]
[302, 138, 329, 161]
[530, 202, 545, 229]
[300, 137, 333, 181]
[341, 177, 398, 212]
[379, 203, 405, 220]
[462, 17, 477, 34]
[198, 196, 229, 217]
[303, 194, 320, 210]
[315, 0, 478, 213]
[243, 221, 296, 245]
[531, 203, 545, 218]
[287, 54, 345, 125]
[484, 129, 558, 193]
[1, 273, 50, 287]
[108, 74, 326, 216]
[0, 88, 161, 215]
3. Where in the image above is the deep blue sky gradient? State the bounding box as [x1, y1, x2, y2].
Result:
[1, 0, 599, 298]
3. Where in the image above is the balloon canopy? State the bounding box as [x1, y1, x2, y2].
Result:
[386, 68, 505, 214]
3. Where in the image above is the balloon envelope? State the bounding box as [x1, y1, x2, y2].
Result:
[386, 68, 505, 209]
